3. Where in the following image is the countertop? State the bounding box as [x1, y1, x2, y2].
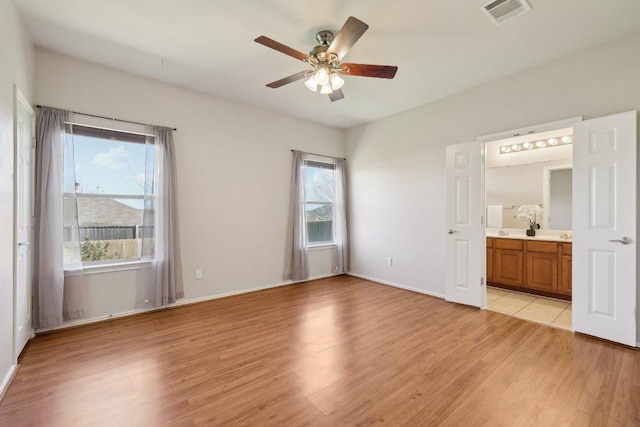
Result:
[486, 233, 572, 243]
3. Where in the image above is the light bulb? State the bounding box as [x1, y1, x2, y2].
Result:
[548, 138, 558, 145]
[314, 68, 330, 85]
[561, 136, 572, 143]
[536, 141, 545, 148]
[523, 142, 533, 149]
[305, 77, 318, 92]
[330, 72, 344, 90]
[320, 84, 333, 94]
[500, 146, 509, 153]
[511, 144, 521, 151]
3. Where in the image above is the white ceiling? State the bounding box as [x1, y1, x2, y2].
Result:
[14, 0, 640, 129]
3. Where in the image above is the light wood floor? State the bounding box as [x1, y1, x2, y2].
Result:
[1, 275, 638, 426]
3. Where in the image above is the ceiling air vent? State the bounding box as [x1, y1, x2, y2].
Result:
[482, 0, 532, 25]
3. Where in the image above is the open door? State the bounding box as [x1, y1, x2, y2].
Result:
[445, 142, 484, 307]
[573, 111, 637, 347]
[14, 87, 35, 358]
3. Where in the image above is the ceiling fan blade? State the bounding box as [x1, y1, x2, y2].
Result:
[327, 16, 369, 61]
[266, 71, 309, 88]
[340, 63, 398, 79]
[329, 89, 344, 102]
[254, 36, 309, 62]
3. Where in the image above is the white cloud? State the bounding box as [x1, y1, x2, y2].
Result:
[92, 145, 132, 170]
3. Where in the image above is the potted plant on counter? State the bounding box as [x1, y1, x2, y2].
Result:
[516, 204, 542, 236]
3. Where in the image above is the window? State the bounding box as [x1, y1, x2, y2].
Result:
[63, 124, 155, 265]
[304, 160, 335, 244]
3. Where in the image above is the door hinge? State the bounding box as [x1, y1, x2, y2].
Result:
[481, 277, 485, 286]
[480, 216, 485, 225]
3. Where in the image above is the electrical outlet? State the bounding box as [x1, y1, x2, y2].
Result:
[195, 269, 203, 279]
[387, 257, 393, 266]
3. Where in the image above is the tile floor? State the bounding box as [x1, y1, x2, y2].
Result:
[487, 287, 572, 330]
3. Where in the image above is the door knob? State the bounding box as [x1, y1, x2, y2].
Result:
[18, 242, 29, 246]
[609, 237, 632, 245]
[447, 229, 458, 234]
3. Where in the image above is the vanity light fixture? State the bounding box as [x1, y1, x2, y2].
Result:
[499, 135, 572, 155]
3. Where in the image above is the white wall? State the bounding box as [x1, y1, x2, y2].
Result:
[0, 0, 35, 393]
[36, 49, 344, 322]
[347, 33, 640, 341]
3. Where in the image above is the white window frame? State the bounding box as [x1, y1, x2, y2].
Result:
[63, 123, 156, 270]
[304, 159, 336, 247]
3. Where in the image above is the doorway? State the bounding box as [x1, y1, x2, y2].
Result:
[483, 126, 574, 330]
[445, 111, 638, 347]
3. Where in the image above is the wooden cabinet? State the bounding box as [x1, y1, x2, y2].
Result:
[558, 243, 572, 295]
[525, 241, 558, 292]
[486, 238, 494, 282]
[486, 238, 571, 300]
[493, 239, 524, 286]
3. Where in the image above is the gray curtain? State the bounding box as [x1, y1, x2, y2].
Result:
[334, 158, 349, 273]
[284, 151, 309, 281]
[35, 107, 84, 328]
[136, 126, 184, 308]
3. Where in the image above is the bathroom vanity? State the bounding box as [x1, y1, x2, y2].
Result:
[486, 235, 572, 300]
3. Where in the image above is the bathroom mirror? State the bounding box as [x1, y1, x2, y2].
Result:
[485, 160, 572, 230]
[542, 165, 572, 230]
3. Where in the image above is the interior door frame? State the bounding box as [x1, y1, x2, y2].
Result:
[13, 86, 36, 360]
[476, 117, 583, 313]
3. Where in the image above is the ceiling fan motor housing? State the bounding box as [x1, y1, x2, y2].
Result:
[315, 30, 334, 46]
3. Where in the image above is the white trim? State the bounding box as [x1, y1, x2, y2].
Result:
[477, 117, 583, 142]
[35, 273, 343, 334]
[0, 364, 18, 401]
[65, 121, 155, 138]
[347, 273, 445, 299]
[64, 259, 153, 276]
[308, 243, 336, 251]
[63, 192, 149, 200]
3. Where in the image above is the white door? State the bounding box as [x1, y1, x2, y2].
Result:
[445, 142, 484, 307]
[573, 111, 636, 347]
[14, 87, 35, 358]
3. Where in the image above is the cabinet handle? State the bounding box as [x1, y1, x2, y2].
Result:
[609, 237, 632, 245]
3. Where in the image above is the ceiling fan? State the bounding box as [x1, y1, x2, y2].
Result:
[254, 16, 398, 102]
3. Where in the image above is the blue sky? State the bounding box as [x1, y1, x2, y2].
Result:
[64, 135, 152, 196]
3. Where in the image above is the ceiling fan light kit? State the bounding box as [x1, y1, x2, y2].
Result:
[255, 16, 398, 102]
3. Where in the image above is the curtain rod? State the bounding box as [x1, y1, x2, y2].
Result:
[291, 149, 346, 160]
[36, 105, 177, 131]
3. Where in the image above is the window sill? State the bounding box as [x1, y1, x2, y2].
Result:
[308, 243, 336, 251]
[64, 259, 153, 276]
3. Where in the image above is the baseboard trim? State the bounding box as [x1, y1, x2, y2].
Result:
[0, 364, 18, 402]
[347, 273, 445, 299]
[36, 273, 342, 334]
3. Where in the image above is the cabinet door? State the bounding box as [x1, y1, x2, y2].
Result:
[525, 252, 558, 292]
[494, 249, 523, 285]
[486, 247, 493, 282]
[558, 255, 572, 295]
